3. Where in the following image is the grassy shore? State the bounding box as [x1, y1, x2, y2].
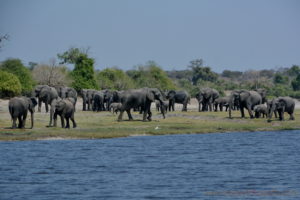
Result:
[0, 107, 299, 141]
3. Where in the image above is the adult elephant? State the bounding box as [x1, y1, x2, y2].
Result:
[118, 88, 166, 122]
[256, 88, 267, 103]
[81, 89, 97, 111]
[57, 86, 78, 110]
[196, 88, 219, 112]
[33, 85, 58, 112]
[92, 91, 105, 112]
[267, 97, 295, 121]
[102, 89, 113, 111]
[166, 90, 190, 112]
[53, 98, 77, 128]
[228, 90, 262, 118]
[8, 97, 37, 129]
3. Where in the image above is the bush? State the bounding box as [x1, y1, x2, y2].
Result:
[0, 58, 34, 95]
[127, 61, 176, 90]
[0, 70, 22, 98]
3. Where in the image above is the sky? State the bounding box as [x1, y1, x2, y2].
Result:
[0, 0, 299, 72]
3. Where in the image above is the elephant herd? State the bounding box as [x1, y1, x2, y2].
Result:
[8, 85, 296, 129]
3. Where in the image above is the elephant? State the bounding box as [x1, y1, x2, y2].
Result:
[56, 86, 77, 110]
[267, 97, 295, 121]
[33, 85, 58, 112]
[117, 88, 166, 122]
[111, 90, 125, 103]
[109, 102, 122, 114]
[255, 88, 267, 104]
[214, 96, 230, 112]
[92, 91, 105, 112]
[155, 100, 169, 114]
[103, 90, 113, 111]
[81, 89, 97, 111]
[229, 90, 262, 118]
[53, 98, 77, 128]
[166, 90, 190, 112]
[253, 104, 267, 118]
[196, 88, 219, 112]
[8, 97, 37, 129]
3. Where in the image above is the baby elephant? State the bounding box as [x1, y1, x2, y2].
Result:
[8, 97, 37, 129]
[109, 102, 122, 114]
[54, 99, 76, 128]
[254, 104, 267, 118]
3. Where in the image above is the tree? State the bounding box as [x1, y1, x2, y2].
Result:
[221, 70, 243, 79]
[57, 47, 97, 91]
[188, 59, 218, 85]
[291, 74, 300, 91]
[0, 58, 34, 94]
[287, 65, 300, 77]
[32, 59, 71, 86]
[96, 68, 134, 90]
[0, 70, 22, 97]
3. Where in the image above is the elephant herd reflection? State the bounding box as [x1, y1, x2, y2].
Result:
[8, 85, 295, 129]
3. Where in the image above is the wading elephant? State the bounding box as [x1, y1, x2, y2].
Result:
[253, 104, 267, 118]
[118, 88, 166, 122]
[196, 88, 219, 112]
[166, 90, 190, 112]
[33, 85, 58, 112]
[8, 97, 37, 129]
[267, 97, 295, 121]
[53, 98, 77, 128]
[229, 90, 262, 118]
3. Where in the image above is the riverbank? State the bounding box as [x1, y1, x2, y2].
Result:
[0, 99, 299, 141]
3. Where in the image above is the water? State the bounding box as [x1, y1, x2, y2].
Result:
[1, 130, 300, 200]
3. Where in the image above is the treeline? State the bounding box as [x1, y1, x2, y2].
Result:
[1, 47, 300, 99]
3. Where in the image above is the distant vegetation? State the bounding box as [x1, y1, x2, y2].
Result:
[1, 46, 300, 99]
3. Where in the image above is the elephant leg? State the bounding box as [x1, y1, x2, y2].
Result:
[289, 112, 295, 120]
[60, 115, 65, 128]
[71, 113, 77, 128]
[126, 109, 133, 121]
[83, 100, 86, 111]
[53, 113, 57, 127]
[18, 116, 23, 128]
[38, 99, 42, 112]
[65, 117, 70, 129]
[240, 106, 245, 118]
[45, 103, 49, 113]
[22, 112, 27, 128]
[12, 117, 17, 129]
[246, 104, 254, 118]
[147, 110, 152, 121]
[118, 111, 124, 121]
[198, 103, 201, 112]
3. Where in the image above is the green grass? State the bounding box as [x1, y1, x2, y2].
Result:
[0, 109, 299, 141]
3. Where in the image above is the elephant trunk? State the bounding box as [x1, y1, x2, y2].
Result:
[30, 112, 34, 129]
[229, 96, 233, 118]
[267, 102, 275, 122]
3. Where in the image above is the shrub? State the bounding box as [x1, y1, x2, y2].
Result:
[0, 70, 22, 97]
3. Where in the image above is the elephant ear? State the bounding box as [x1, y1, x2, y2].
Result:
[30, 97, 38, 107]
[147, 89, 155, 102]
[278, 99, 286, 108]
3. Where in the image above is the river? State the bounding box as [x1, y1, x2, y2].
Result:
[1, 130, 300, 199]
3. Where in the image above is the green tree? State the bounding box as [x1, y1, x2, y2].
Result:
[0, 70, 22, 97]
[287, 65, 300, 77]
[96, 68, 134, 90]
[291, 74, 300, 91]
[0, 58, 34, 94]
[273, 73, 289, 85]
[188, 59, 218, 85]
[58, 48, 97, 91]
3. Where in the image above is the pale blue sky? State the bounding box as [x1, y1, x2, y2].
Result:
[0, 0, 299, 72]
